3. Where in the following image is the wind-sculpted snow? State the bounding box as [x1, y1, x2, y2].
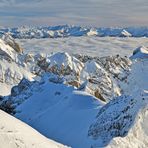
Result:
[0, 25, 148, 39]
[0, 110, 69, 148]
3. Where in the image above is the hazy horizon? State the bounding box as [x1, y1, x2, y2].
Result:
[0, 0, 148, 27]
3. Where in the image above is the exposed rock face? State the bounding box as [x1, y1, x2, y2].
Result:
[80, 60, 113, 101]
[75, 54, 131, 80]
[33, 53, 131, 102]
[47, 52, 84, 75]
[11, 78, 33, 97]
[0, 38, 34, 96]
[0, 39, 17, 61]
[98, 55, 131, 80]
[44, 52, 84, 86]
[37, 56, 49, 72]
[0, 37, 30, 94]
[2, 33, 23, 53]
[94, 90, 106, 102]
[0, 37, 131, 101]
[76, 55, 131, 101]
[1, 78, 41, 113]
[43, 53, 131, 102]
[67, 80, 80, 88]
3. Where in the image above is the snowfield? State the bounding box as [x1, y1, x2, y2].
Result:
[15, 83, 102, 148]
[0, 30, 148, 148]
[0, 110, 69, 148]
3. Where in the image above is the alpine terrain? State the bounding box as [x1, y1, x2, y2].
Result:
[0, 27, 148, 148]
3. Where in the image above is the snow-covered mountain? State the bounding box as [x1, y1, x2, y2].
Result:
[0, 110, 69, 148]
[0, 36, 35, 96]
[0, 25, 148, 39]
[0, 36, 148, 148]
[8, 57, 148, 148]
[0, 35, 131, 100]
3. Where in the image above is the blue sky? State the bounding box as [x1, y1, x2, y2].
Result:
[0, 0, 148, 27]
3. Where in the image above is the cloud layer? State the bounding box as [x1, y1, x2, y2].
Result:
[0, 0, 148, 27]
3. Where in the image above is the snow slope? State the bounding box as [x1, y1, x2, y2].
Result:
[130, 46, 148, 59]
[14, 82, 103, 148]
[0, 110, 69, 148]
[12, 57, 147, 148]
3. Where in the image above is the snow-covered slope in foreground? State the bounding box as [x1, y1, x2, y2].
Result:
[0, 110, 69, 148]
[13, 57, 148, 148]
[15, 82, 103, 148]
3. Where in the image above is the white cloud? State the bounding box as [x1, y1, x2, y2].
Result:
[0, 0, 148, 27]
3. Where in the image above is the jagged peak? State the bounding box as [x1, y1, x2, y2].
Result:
[2, 33, 23, 53]
[0, 38, 17, 61]
[82, 60, 106, 75]
[48, 52, 84, 75]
